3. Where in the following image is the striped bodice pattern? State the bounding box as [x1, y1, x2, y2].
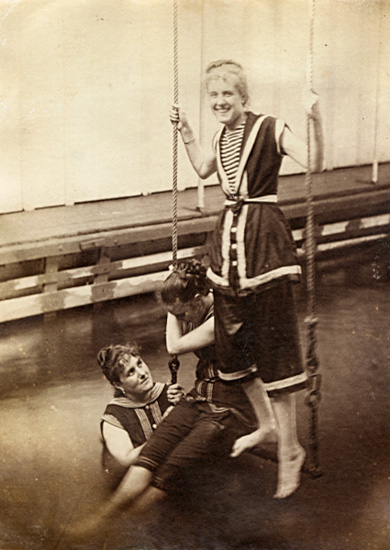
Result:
[220, 121, 245, 197]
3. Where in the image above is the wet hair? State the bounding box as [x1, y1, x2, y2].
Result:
[160, 259, 209, 306]
[97, 342, 140, 387]
[203, 59, 249, 106]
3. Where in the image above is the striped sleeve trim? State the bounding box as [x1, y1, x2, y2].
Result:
[101, 413, 125, 431]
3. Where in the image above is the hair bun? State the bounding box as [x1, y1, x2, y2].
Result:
[176, 259, 206, 280]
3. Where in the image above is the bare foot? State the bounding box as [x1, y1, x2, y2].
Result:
[230, 427, 278, 458]
[273, 446, 306, 499]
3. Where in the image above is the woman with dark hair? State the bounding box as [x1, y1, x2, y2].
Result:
[66, 260, 256, 539]
[97, 342, 183, 487]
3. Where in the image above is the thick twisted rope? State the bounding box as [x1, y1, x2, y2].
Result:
[172, 0, 179, 267]
[304, 0, 322, 478]
[169, 0, 180, 384]
[305, 0, 316, 321]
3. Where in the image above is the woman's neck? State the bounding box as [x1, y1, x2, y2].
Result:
[122, 384, 155, 406]
[225, 112, 247, 132]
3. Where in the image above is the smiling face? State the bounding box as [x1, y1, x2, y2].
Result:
[207, 76, 246, 131]
[116, 353, 154, 400]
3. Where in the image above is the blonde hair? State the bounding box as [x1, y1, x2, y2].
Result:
[203, 59, 249, 106]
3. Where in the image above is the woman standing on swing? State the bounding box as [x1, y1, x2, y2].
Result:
[170, 59, 324, 498]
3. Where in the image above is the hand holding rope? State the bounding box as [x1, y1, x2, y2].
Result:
[167, 0, 180, 387]
[168, 355, 180, 385]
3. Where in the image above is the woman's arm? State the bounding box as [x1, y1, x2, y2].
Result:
[170, 105, 217, 179]
[281, 93, 324, 173]
[102, 422, 145, 468]
[165, 312, 215, 355]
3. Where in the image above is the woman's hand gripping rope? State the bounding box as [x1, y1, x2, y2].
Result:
[167, 383, 185, 406]
[301, 86, 320, 121]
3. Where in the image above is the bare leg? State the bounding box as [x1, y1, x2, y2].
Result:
[64, 465, 154, 540]
[230, 377, 278, 458]
[108, 465, 153, 512]
[272, 393, 306, 499]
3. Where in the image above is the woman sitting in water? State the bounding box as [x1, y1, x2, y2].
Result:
[98, 342, 184, 487]
[67, 259, 257, 539]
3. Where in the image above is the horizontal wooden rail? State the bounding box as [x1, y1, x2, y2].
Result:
[0, 271, 168, 324]
[0, 246, 201, 299]
[1, 233, 386, 324]
[0, 217, 217, 266]
[0, 190, 389, 324]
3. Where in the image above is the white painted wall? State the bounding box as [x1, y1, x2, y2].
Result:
[0, 0, 389, 213]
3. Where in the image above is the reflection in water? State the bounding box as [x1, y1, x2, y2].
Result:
[0, 242, 389, 550]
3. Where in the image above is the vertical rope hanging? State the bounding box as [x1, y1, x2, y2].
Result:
[304, 0, 323, 478]
[372, 3, 383, 185]
[168, 0, 180, 385]
[172, 0, 179, 267]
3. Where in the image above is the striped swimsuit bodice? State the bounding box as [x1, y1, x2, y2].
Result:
[220, 121, 246, 197]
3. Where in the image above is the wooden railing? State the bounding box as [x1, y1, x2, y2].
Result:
[0, 186, 389, 324]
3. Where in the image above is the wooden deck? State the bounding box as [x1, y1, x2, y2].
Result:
[0, 163, 389, 324]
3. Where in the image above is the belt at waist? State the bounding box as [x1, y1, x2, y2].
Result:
[224, 194, 277, 207]
[224, 195, 277, 214]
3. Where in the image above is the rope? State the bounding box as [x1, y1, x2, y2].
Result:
[169, 0, 180, 384]
[168, 355, 180, 385]
[304, 0, 323, 478]
[172, 0, 179, 267]
[372, 3, 383, 184]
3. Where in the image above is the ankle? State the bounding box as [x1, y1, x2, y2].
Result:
[278, 445, 305, 461]
[260, 421, 277, 433]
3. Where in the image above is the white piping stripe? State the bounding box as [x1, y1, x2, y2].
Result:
[134, 409, 153, 440]
[264, 372, 308, 392]
[218, 364, 258, 381]
[207, 264, 302, 289]
[219, 371, 308, 387]
[234, 116, 268, 194]
[215, 116, 268, 197]
[236, 205, 249, 283]
[101, 414, 124, 431]
[241, 265, 302, 289]
[221, 209, 234, 281]
[150, 401, 163, 426]
[241, 171, 248, 198]
[224, 194, 278, 206]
